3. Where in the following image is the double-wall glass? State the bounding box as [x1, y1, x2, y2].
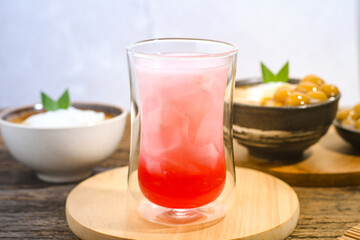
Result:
[127, 38, 238, 226]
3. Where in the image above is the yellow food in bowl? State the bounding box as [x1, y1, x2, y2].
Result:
[235, 75, 340, 107]
[336, 103, 360, 130]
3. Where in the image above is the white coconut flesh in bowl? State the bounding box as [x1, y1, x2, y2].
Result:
[0, 102, 127, 183]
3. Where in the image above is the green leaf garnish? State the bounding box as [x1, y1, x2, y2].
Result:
[41, 89, 70, 111]
[56, 89, 70, 109]
[261, 61, 289, 83]
[261, 62, 276, 82]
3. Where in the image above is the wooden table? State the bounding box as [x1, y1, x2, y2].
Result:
[1, 117, 359, 239]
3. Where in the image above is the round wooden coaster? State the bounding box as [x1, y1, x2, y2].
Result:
[66, 167, 299, 240]
[235, 127, 360, 187]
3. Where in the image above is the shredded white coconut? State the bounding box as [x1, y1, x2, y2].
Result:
[235, 82, 296, 104]
[25, 107, 105, 127]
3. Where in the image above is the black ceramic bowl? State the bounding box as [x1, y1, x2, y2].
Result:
[333, 120, 360, 148]
[233, 77, 340, 160]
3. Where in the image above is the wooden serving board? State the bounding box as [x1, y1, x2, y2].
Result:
[235, 126, 360, 187]
[66, 167, 299, 240]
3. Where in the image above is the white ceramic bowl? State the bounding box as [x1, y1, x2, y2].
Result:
[0, 102, 127, 183]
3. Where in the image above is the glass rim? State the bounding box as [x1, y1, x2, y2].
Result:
[126, 38, 238, 60]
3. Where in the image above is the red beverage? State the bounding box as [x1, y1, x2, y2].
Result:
[136, 56, 228, 209]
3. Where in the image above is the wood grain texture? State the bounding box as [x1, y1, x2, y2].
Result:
[235, 127, 360, 187]
[66, 167, 299, 240]
[337, 224, 360, 239]
[1, 115, 360, 239]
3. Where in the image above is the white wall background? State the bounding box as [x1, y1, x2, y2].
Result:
[0, 0, 358, 109]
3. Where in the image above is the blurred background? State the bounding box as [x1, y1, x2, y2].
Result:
[0, 0, 358, 109]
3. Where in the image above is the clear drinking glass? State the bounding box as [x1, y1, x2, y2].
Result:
[127, 38, 238, 226]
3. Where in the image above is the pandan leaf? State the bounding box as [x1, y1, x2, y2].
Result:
[41, 89, 70, 111]
[261, 61, 289, 83]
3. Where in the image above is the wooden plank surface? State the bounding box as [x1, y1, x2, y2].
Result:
[1, 115, 360, 239]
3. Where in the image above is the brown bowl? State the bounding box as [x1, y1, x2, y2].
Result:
[233, 77, 340, 160]
[333, 120, 360, 148]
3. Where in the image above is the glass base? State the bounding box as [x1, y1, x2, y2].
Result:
[138, 201, 224, 226]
